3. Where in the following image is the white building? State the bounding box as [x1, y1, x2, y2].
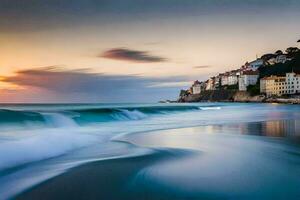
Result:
[228, 71, 239, 86]
[275, 54, 287, 64]
[220, 73, 229, 86]
[206, 78, 215, 90]
[214, 76, 221, 89]
[267, 54, 288, 65]
[192, 80, 205, 94]
[238, 71, 259, 91]
[245, 59, 264, 71]
[286, 72, 300, 94]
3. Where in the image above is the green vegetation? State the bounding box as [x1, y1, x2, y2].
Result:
[226, 84, 238, 90]
[219, 84, 238, 90]
[259, 48, 300, 78]
[247, 84, 260, 96]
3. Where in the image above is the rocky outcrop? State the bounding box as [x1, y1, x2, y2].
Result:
[178, 90, 265, 103]
[233, 91, 265, 102]
[179, 90, 237, 102]
[178, 90, 300, 104]
[265, 98, 300, 104]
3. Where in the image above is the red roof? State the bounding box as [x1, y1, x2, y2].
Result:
[242, 70, 259, 75]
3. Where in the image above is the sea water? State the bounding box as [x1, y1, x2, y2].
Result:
[0, 103, 300, 199]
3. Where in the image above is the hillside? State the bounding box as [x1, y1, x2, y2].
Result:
[259, 51, 300, 78]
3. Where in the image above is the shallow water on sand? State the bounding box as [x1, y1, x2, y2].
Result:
[1, 103, 300, 199]
[124, 124, 300, 199]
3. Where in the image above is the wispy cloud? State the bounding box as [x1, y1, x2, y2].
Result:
[193, 65, 211, 69]
[1, 67, 186, 102]
[101, 48, 167, 63]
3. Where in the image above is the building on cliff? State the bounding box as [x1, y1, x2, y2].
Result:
[238, 70, 259, 91]
[260, 72, 300, 97]
[228, 70, 240, 86]
[242, 59, 264, 71]
[206, 77, 218, 90]
[286, 72, 300, 94]
[192, 80, 205, 94]
[266, 54, 288, 65]
[220, 72, 229, 86]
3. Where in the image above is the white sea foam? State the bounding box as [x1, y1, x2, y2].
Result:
[0, 129, 98, 171]
[41, 113, 78, 127]
[112, 109, 148, 120]
[199, 106, 221, 110]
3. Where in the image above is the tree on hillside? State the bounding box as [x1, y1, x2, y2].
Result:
[261, 53, 275, 61]
[286, 47, 299, 54]
[258, 51, 300, 78]
[297, 39, 300, 43]
[286, 47, 299, 58]
[275, 50, 283, 55]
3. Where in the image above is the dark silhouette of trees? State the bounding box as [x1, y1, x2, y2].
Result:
[259, 51, 300, 78]
[275, 50, 283, 55]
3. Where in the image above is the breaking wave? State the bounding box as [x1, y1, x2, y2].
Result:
[0, 105, 222, 127]
[199, 106, 221, 110]
[0, 127, 98, 171]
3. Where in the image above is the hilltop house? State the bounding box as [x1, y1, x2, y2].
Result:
[243, 59, 264, 71]
[266, 54, 288, 65]
[238, 70, 259, 91]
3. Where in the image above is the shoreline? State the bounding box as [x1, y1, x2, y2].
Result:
[16, 121, 300, 200]
[15, 147, 194, 200]
[13, 117, 300, 200]
[177, 90, 300, 104]
[15, 151, 167, 200]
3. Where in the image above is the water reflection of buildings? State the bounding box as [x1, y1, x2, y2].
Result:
[203, 120, 300, 138]
[238, 120, 300, 137]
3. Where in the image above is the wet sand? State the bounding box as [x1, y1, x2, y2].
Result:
[15, 148, 195, 200]
[15, 121, 300, 200]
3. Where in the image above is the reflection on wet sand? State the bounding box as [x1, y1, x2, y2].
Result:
[195, 119, 300, 137]
[123, 119, 300, 199]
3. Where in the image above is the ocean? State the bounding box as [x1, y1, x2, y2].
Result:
[1, 103, 300, 199]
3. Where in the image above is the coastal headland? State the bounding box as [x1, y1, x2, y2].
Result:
[177, 45, 300, 104]
[178, 90, 300, 104]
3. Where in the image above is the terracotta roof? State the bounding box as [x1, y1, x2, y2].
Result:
[242, 70, 259, 75]
[260, 75, 285, 80]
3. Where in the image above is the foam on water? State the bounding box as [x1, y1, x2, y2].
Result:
[199, 106, 221, 110]
[42, 113, 78, 127]
[0, 128, 98, 171]
[2, 103, 300, 199]
[0, 113, 100, 171]
[112, 109, 148, 120]
[0, 104, 226, 172]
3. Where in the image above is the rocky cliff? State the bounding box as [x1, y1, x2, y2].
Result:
[178, 90, 265, 103]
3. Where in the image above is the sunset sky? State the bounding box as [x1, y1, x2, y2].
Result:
[1, 0, 300, 103]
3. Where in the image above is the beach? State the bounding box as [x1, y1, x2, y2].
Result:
[16, 121, 300, 199]
[1, 103, 300, 199]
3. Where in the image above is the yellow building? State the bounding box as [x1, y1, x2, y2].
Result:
[260, 76, 286, 97]
[260, 72, 300, 97]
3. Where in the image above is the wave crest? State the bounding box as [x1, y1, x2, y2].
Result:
[0, 105, 222, 127]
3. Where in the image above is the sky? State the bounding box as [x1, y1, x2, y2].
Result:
[0, 0, 300, 103]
